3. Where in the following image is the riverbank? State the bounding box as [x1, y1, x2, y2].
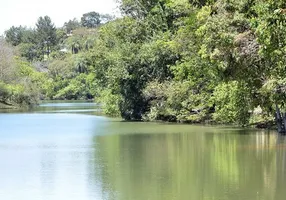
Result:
[0, 99, 278, 132]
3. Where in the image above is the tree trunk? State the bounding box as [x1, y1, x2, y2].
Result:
[276, 105, 284, 133]
[283, 112, 286, 134]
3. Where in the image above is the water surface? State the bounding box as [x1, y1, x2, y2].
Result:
[0, 102, 285, 200]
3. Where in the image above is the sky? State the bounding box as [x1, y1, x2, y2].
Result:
[0, 0, 119, 35]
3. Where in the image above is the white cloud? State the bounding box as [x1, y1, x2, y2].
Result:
[0, 0, 119, 35]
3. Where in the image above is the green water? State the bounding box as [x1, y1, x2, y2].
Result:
[0, 102, 285, 200]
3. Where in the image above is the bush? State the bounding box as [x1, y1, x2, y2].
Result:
[98, 89, 121, 116]
[212, 81, 251, 125]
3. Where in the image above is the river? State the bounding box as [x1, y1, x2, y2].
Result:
[0, 102, 286, 200]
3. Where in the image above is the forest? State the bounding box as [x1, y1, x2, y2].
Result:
[1, 0, 286, 126]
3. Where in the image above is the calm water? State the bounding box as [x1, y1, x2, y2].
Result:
[0, 102, 286, 200]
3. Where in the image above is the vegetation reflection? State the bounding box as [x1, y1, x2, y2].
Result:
[90, 129, 286, 200]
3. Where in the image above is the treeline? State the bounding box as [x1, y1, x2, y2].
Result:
[1, 12, 114, 106]
[3, 0, 286, 126]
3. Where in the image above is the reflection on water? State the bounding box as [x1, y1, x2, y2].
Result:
[91, 130, 286, 200]
[0, 102, 286, 200]
[35, 102, 102, 115]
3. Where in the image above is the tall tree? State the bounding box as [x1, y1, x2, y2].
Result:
[36, 16, 57, 58]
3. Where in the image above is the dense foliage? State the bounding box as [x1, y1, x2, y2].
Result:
[3, 1, 286, 125]
[0, 39, 44, 108]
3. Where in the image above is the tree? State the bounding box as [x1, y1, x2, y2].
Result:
[35, 16, 57, 58]
[0, 39, 16, 82]
[119, 0, 161, 19]
[253, 0, 286, 108]
[4, 26, 26, 46]
[81, 12, 101, 28]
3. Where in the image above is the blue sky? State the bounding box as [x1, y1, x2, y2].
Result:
[0, 0, 119, 35]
